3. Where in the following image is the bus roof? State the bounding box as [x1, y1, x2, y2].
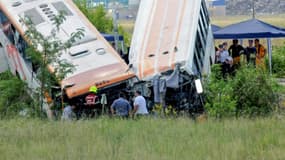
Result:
[0, 0, 134, 98]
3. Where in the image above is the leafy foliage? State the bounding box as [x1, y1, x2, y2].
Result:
[0, 72, 36, 118]
[204, 65, 237, 118]
[22, 12, 84, 112]
[205, 64, 279, 118]
[74, 1, 113, 33]
[270, 44, 285, 77]
[74, 1, 132, 47]
[118, 25, 131, 48]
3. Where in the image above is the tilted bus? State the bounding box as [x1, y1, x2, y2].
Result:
[129, 0, 215, 114]
[0, 0, 135, 117]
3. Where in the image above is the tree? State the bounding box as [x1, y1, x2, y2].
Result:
[74, 0, 113, 33]
[22, 12, 85, 115]
[74, 1, 132, 48]
[0, 71, 33, 118]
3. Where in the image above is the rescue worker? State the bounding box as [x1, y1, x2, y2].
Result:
[255, 39, 266, 69]
[85, 86, 98, 106]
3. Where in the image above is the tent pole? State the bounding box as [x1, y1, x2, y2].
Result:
[267, 38, 272, 75]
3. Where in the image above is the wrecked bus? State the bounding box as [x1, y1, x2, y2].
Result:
[0, 0, 215, 117]
[128, 0, 215, 114]
[0, 0, 135, 117]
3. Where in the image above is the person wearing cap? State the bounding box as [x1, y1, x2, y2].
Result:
[85, 86, 98, 106]
[255, 39, 266, 69]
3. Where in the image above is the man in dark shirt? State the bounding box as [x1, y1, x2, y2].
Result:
[228, 39, 245, 66]
[245, 40, 257, 65]
[111, 92, 132, 118]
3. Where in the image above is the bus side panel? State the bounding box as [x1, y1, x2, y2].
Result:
[0, 33, 9, 72]
[0, 29, 15, 74]
[203, 27, 215, 74]
[0, 28, 40, 91]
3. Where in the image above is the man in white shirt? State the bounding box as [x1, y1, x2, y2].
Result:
[220, 43, 230, 63]
[133, 90, 148, 117]
[61, 104, 76, 121]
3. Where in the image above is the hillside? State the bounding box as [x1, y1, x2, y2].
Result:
[226, 0, 285, 15]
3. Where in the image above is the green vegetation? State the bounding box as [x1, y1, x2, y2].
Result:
[74, 1, 114, 33]
[74, 1, 132, 47]
[271, 44, 285, 77]
[23, 13, 84, 111]
[0, 118, 284, 160]
[0, 72, 35, 118]
[205, 65, 280, 118]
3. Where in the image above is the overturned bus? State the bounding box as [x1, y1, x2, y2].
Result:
[0, 0, 135, 117]
[0, 0, 215, 117]
[128, 0, 215, 114]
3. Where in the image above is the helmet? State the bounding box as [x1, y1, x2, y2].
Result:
[89, 86, 98, 93]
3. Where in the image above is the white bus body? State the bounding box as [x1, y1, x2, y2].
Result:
[0, 0, 134, 115]
[129, 0, 215, 113]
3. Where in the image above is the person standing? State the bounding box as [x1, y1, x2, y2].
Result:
[255, 39, 266, 69]
[110, 92, 132, 118]
[220, 42, 230, 63]
[85, 86, 98, 106]
[133, 90, 148, 117]
[61, 104, 76, 121]
[245, 40, 257, 65]
[228, 39, 245, 67]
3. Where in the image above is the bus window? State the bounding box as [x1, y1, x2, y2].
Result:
[2, 23, 15, 45]
[0, 10, 8, 24]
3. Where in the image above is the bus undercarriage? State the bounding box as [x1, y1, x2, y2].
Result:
[56, 66, 205, 119]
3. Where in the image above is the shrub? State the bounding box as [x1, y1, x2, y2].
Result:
[231, 67, 279, 117]
[270, 45, 285, 77]
[205, 64, 279, 118]
[0, 72, 37, 118]
[204, 64, 237, 118]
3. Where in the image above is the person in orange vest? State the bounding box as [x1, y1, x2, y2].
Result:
[85, 86, 98, 106]
[254, 39, 266, 69]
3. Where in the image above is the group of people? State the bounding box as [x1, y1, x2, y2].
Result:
[61, 87, 149, 120]
[215, 39, 266, 76]
[110, 90, 148, 118]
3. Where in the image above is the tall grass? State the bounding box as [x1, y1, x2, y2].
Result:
[0, 118, 284, 160]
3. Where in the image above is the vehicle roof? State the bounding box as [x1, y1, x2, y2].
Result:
[129, 0, 202, 80]
[0, 0, 134, 98]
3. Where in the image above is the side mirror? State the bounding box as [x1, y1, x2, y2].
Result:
[195, 79, 203, 94]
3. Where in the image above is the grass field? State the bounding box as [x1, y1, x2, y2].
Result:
[0, 117, 285, 160]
